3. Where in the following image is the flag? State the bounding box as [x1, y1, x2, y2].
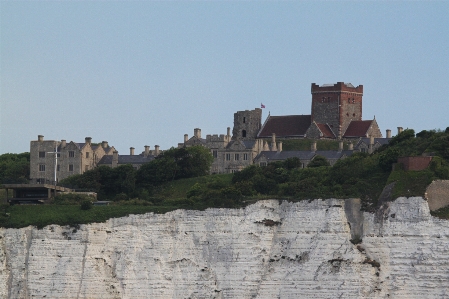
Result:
[261, 103, 265, 108]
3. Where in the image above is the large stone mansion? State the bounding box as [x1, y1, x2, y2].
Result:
[30, 81, 393, 182]
[179, 82, 391, 174]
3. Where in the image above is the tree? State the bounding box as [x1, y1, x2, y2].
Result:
[0, 153, 30, 184]
[308, 155, 330, 168]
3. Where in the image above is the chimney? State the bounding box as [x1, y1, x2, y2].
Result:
[154, 145, 160, 156]
[144, 145, 150, 157]
[61, 140, 66, 148]
[184, 134, 188, 142]
[263, 141, 269, 151]
[194, 128, 201, 139]
[85, 137, 92, 145]
[397, 127, 403, 135]
[130, 147, 135, 155]
[112, 151, 118, 168]
[348, 142, 354, 151]
[338, 140, 343, 152]
[102, 141, 108, 148]
[271, 134, 277, 151]
[386, 129, 392, 138]
[311, 140, 317, 152]
[227, 127, 231, 137]
[277, 141, 283, 153]
[38, 135, 44, 142]
[368, 136, 374, 154]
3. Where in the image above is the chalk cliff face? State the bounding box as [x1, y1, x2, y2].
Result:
[0, 197, 448, 298]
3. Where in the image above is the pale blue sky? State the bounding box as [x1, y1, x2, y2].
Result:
[1, 1, 448, 154]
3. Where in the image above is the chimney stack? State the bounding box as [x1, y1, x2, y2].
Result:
[85, 137, 92, 145]
[348, 142, 354, 151]
[386, 129, 392, 138]
[112, 151, 118, 168]
[144, 145, 150, 157]
[184, 134, 188, 143]
[271, 133, 277, 151]
[368, 136, 375, 154]
[194, 128, 201, 139]
[277, 141, 283, 153]
[227, 127, 231, 137]
[338, 140, 343, 152]
[397, 127, 403, 135]
[155, 145, 160, 156]
[311, 140, 317, 152]
[38, 135, 44, 142]
[61, 140, 66, 148]
[130, 147, 135, 155]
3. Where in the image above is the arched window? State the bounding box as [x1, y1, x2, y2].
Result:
[242, 130, 247, 137]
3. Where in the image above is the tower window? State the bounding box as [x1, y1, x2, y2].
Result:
[39, 151, 45, 158]
[213, 150, 217, 158]
[242, 130, 247, 138]
[39, 164, 45, 172]
[243, 117, 246, 123]
[353, 113, 356, 117]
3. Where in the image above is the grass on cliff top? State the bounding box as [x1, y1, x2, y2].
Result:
[430, 206, 449, 220]
[0, 174, 236, 229]
[386, 169, 435, 199]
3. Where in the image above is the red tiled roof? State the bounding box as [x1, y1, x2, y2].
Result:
[315, 123, 335, 138]
[343, 120, 373, 137]
[258, 115, 311, 138]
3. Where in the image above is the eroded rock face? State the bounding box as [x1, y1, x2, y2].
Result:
[0, 197, 448, 298]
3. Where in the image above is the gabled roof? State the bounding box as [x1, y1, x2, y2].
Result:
[226, 140, 256, 150]
[315, 123, 336, 138]
[355, 137, 391, 148]
[343, 120, 374, 138]
[257, 115, 312, 138]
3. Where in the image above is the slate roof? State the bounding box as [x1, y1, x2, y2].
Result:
[98, 155, 155, 165]
[314, 150, 353, 160]
[315, 123, 336, 138]
[343, 120, 374, 138]
[225, 140, 256, 150]
[355, 137, 391, 148]
[255, 151, 316, 161]
[258, 115, 312, 138]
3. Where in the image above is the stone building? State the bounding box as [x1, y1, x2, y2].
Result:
[180, 109, 264, 174]
[30, 135, 115, 184]
[97, 146, 159, 170]
[258, 82, 383, 140]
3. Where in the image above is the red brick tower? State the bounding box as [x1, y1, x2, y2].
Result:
[311, 82, 363, 137]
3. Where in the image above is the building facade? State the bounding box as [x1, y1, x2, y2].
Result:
[30, 135, 115, 184]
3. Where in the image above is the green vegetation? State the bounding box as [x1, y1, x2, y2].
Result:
[0, 152, 30, 184]
[1, 127, 449, 228]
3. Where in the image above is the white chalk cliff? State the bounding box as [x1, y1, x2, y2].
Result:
[0, 197, 448, 298]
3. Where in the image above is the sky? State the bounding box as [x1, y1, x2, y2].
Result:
[1, 1, 448, 154]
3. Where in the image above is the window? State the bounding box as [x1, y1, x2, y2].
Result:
[213, 150, 218, 159]
[243, 153, 248, 160]
[352, 98, 355, 103]
[57, 165, 60, 171]
[260, 162, 267, 167]
[235, 154, 239, 161]
[86, 152, 90, 158]
[69, 164, 74, 171]
[243, 117, 246, 123]
[39, 164, 45, 171]
[69, 151, 75, 157]
[242, 130, 246, 138]
[39, 151, 45, 158]
[37, 178, 45, 184]
[226, 153, 231, 161]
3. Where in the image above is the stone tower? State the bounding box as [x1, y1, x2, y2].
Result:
[311, 82, 363, 137]
[232, 108, 262, 140]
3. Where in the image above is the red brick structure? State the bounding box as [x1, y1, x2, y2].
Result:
[311, 82, 363, 137]
[397, 156, 433, 171]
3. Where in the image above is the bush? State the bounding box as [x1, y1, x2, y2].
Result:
[54, 193, 95, 205]
[80, 200, 92, 210]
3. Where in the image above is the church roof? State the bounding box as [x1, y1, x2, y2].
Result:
[315, 123, 336, 138]
[343, 120, 374, 138]
[257, 115, 311, 138]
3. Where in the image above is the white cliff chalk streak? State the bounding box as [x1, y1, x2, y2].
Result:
[0, 197, 448, 298]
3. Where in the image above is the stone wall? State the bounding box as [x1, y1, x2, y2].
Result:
[0, 197, 448, 298]
[426, 180, 449, 211]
